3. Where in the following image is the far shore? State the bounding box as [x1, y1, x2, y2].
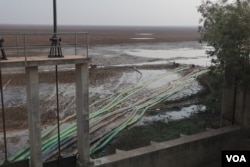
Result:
[0, 24, 200, 45]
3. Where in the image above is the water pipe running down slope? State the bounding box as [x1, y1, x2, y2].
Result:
[9, 66, 208, 162]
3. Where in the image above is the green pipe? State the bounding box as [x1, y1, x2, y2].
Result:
[90, 70, 208, 154]
[10, 68, 207, 161]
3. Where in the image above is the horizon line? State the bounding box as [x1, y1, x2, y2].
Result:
[0, 23, 199, 28]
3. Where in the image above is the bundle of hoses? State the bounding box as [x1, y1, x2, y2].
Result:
[9, 66, 208, 162]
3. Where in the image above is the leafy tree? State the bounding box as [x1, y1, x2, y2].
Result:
[198, 0, 250, 87]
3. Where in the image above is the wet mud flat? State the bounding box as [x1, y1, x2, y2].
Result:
[0, 64, 204, 131]
[0, 25, 220, 161]
[0, 67, 125, 130]
[0, 25, 200, 46]
[0, 63, 221, 162]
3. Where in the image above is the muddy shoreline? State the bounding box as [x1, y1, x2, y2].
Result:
[0, 25, 222, 161]
[0, 24, 203, 131]
[0, 64, 206, 132]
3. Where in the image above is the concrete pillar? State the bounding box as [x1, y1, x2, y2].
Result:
[26, 66, 43, 167]
[75, 63, 92, 167]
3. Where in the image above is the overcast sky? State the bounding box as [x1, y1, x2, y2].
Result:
[0, 0, 203, 26]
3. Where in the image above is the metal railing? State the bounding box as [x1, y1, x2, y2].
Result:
[0, 32, 89, 60]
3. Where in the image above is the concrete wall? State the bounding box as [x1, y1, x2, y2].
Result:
[234, 89, 250, 149]
[221, 70, 250, 149]
[221, 70, 250, 127]
[94, 126, 242, 167]
[222, 80, 250, 129]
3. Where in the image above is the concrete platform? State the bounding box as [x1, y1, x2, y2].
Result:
[0, 55, 91, 68]
[0, 55, 91, 167]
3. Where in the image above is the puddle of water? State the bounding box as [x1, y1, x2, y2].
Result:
[135, 33, 154, 36]
[168, 81, 203, 101]
[89, 69, 179, 97]
[138, 70, 179, 89]
[174, 57, 212, 67]
[137, 105, 207, 126]
[89, 41, 212, 67]
[126, 48, 205, 59]
[126, 48, 211, 67]
[113, 60, 171, 67]
[130, 38, 155, 40]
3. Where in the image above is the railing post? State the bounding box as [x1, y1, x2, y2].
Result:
[23, 34, 27, 66]
[75, 33, 77, 55]
[86, 33, 89, 58]
[16, 34, 19, 56]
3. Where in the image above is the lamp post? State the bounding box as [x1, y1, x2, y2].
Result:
[49, 0, 63, 57]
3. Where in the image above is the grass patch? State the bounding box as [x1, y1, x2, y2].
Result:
[92, 120, 205, 158]
[115, 120, 203, 150]
[129, 120, 205, 142]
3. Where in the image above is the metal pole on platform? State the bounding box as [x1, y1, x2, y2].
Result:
[49, 0, 63, 57]
[53, 0, 57, 34]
